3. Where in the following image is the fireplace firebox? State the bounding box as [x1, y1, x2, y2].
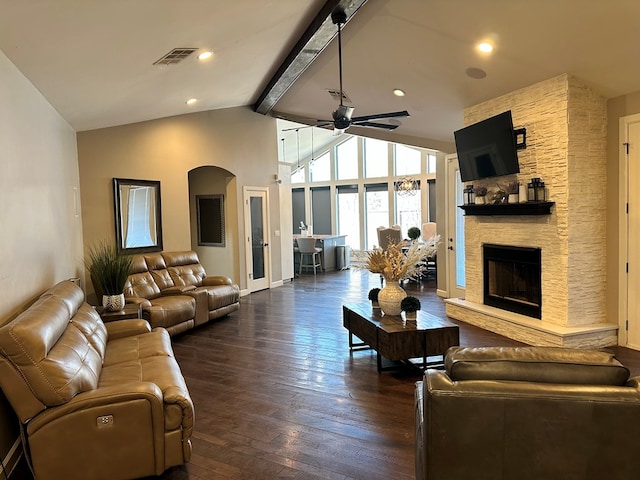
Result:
[483, 244, 541, 319]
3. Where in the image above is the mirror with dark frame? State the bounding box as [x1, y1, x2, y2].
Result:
[113, 178, 163, 254]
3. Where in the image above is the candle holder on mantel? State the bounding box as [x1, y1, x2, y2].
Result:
[527, 177, 546, 202]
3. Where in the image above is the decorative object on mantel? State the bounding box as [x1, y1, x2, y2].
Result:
[519, 182, 528, 203]
[473, 185, 488, 204]
[527, 177, 546, 202]
[401, 296, 421, 321]
[506, 180, 520, 203]
[357, 239, 439, 316]
[463, 185, 475, 205]
[368, 288, 381, 310]
[85, 241, 134, 312]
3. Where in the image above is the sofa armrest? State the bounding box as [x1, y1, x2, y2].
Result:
[105, 319, 152, 340]
[125, 296, 152, 308]
[162, 285, 196, 295]
[202, 275, 234, 286]
[27, 382, 165, 434]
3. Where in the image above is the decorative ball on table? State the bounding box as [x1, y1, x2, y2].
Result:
[401, 296, 421, 321]
[368, 288, 381, 310]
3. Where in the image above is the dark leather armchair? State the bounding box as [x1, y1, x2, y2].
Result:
[415, 346, 640, 480]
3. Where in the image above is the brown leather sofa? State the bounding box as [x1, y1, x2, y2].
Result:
[124, 250, 240, 336]
[0, 280, 194, 480]
[415, 346, 640, 480]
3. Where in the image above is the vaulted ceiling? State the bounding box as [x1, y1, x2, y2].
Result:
[1, 1, 639, 160]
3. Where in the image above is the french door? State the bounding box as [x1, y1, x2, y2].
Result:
[243, 187, 271, 292]
[445, 154, 466, 299]
[622, 114, 640, 348]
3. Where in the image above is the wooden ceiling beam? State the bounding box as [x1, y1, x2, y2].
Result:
[253, 0, 367, 115]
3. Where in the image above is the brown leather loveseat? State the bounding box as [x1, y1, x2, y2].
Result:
[0, 280, 194, 480]
[124, 250, 240, 336]
[415, 346, 640, 480]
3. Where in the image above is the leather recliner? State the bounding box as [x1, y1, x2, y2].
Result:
[0, 280, 194, 480]
[415, 346, 640, 480]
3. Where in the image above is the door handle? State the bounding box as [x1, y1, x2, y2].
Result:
[263, 243, 269, 247]
[448, 246, 453, 250]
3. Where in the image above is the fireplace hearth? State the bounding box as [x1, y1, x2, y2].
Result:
[483, 244, 541, 319]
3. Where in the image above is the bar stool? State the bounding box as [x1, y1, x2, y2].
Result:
[297, 237, 322, 275]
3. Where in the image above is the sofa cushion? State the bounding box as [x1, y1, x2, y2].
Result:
[125, 271, 162, 300]
[164, 251, 206, 287]
[104, 328, 173, 366]
[144, 296, 196, 329]
[445, 346, 630, 386]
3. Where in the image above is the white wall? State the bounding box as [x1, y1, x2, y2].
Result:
[0, 47, 82, 466]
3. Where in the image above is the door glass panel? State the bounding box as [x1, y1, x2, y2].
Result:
[250, 196, 265, 280]
[455, 170, 466, 288]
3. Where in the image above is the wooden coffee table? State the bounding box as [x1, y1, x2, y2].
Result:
[343, 303, 459, 372]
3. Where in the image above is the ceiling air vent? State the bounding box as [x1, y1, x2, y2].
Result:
[327, 89, 351, 103]
[153, 48, 198, 66]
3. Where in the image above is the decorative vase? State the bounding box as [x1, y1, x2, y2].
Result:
[508, 193, 519, 203]
[475, 196, 486, 205]
[378, 281, 407, 316]
[405, 311, 418, 321]
[102, 294, 125, 312]
[371, 300, 380, 311]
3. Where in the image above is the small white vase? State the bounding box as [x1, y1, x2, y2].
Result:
[378, 281, 407, 316]
[103, 294, 125, 312]
[475, 196, 486, 205]
[508, 193, 519, 203]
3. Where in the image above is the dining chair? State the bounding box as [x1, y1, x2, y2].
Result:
[376, 225, 402, 250]
[297, 237, 322, 275]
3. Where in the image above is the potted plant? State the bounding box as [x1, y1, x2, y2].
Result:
[473, 185, 488, 204]
[85, 241, 134, 312]
[407, 227, 421, 241]
[368, 288, 381, 310]
[401, 296, 421, 320]
[506, 180, 520, 203]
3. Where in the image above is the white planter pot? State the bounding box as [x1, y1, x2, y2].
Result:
[102, 294, 125, 312]
[378, 281, 407, 316]
[475, 196, 486, 205]
[508, 193, 519, 203]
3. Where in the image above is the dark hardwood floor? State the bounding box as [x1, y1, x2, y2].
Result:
[11, 269, 640, 479]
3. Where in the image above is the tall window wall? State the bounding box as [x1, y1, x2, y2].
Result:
[290, 133, 437, 251]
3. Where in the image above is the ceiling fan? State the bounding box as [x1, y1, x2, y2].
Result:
[295, 8, 410, 135]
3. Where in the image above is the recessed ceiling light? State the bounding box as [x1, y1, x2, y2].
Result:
[393, 89, 406, 97]
[477, 42, 493, 53]
[186, 98, 198, 105]
[197, 51, 213, 61]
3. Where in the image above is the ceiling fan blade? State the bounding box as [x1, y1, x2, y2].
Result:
[350, 110, 410, 123]
[352, 121, 400, 130]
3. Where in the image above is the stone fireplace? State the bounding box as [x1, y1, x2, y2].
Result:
[445, 74, 618, 348]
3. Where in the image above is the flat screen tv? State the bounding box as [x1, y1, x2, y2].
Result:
[454, 110, 520, 182]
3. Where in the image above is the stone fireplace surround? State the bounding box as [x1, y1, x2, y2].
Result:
[444, 74, 618, 348]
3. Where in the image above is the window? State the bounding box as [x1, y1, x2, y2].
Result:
[336, 137, 358, 180]
[427, 153, 436, 174]
[395, 144, 421, 175]
[364, 138, 388, 178]
[291, 167, 305, 184]
[310, 152, 330, 182]
[336, 185, 360, 249]
[311, 186, 331, 234]
[292, 188, 306, 234]
[365, 183, 389, 249]
[395, 188, 421, 240]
